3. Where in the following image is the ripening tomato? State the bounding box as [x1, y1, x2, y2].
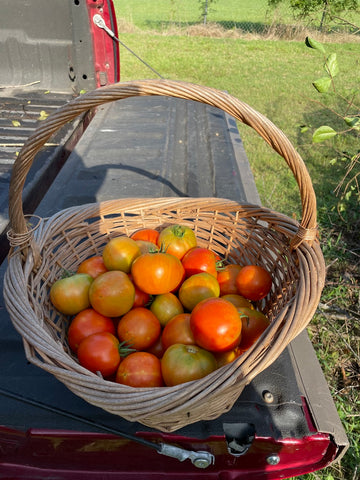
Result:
[130, 228, 160, 245]
[116, 352, 164, 387]
[117, 307, 161, 351]
[102, 236, 141, 273]
[77, 332, 121, 378]
[131, 252, 185, 295]
[77, 255, 108, 279]
[190, 297, 242, 352]
[135, 240, 159, 254]
[89, 271, 135, 317]
[237, 307, 270, 350]
[178, 272, 220, 311]
[181, 247, 218, 278]
[146, 335, 166, 358]
[221, 294, 253, 310]
[50, 273, 93, 316]
[217, 264, 243, 295]
[68, 308, 115, 352]
[161, 313, 195, 351]
[157, 224, 197, 260]
[161, 344, 217, 386]
[235, 265, 272, 301]
[214, 347, 242, 368]
[150, 292, 184, 327]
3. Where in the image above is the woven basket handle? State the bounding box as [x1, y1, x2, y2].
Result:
[9, 79, 318, 249]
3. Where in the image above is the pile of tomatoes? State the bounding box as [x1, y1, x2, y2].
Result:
[50, 224, 272, 388]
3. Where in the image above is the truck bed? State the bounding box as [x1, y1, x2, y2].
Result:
[0, 94, 348, 479]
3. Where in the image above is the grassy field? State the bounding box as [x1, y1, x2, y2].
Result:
[112, 3, 359, 479]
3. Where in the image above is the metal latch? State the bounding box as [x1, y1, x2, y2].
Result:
[158, 443, 215, 468]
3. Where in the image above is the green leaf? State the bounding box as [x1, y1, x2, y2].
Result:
[312, 126, 337, 143]
[312, 77, 332, 93]
[305, 37, 325, 53]
[325, 53, 339, 78]
[344, 116, 360, 130]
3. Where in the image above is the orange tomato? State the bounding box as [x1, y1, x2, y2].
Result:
[217, 264, 243, 295]
[235, 265, 272, 301]
[89, 271, 135, 317]
[77, 256, 108, 278]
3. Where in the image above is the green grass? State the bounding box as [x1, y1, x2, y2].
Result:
[112, 3, 360, 478]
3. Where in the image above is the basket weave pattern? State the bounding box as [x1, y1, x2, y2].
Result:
[4, 80, 325, 432]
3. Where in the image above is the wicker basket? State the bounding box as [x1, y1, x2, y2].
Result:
[4, 80, 325, 432]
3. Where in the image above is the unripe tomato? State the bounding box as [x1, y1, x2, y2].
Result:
[157, 224, 197, 260]
[161, 313, 195, 351]
[161, 344, 217, 386]
[178, 272, 220, 311]
[50, 273, 93, 316]
[221, 294, 253, 310]
[190, 297, 242, 352]
[150, 292, 184, 327]
[238, 307, 270, 350]
[102, 236, 141, 273]
[89, 271, 135, 317]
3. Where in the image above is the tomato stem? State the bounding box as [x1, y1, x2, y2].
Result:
[118, 341, 137, 358]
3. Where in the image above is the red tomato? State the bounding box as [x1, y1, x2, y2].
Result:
[217, 264, 242, 295]
[117, 307, 161, 351]
[116, 352, 164, 387]
[161, 313, 195, 351]
[235, 265, 272, 301]
[50, 273, 93, 316]
[157, 224, 197, 260]
[161, 344, 217, 386]
[131, 252, 185, 295]
[190, 297, 242, 352]
[238, 307, 270, 350]
[77, 256, 108, 278]
[146, 335, 166, 359]
[178, 272, 220, 311]
[68, 308, 115, 352]
[89, 271, 135, 317]
[150, 292, 184, 327]
[221, 293, 253, 310]
[130, 228, 160, 245]
[102, 236, 141, 273]
[181, 247, 218, 278]
[77, 332, 121, 378]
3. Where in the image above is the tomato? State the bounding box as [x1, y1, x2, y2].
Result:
[161, 313, 195, 351]
[102, 236, 141, 273]
[116, 352, 164, 387]
[221, 294, 253, 310]
[68, 308, 115, 352]
[77, 332, 121, 378]
[130, 228, 160, 245]
[237, 307, 270, 350]
[157, 224, 197, 260]
[89, 271, 135, 317]
[150, 292, 184, 327]
[135, 240, 159, 254]
[235, 265, 272, 301]
[214, 347, 242, 368]
[117, 307, 161, 351]
[190, 297, 242, 352]
[146, 335, 166, 358]
[131, 252, 185, 295]
[178, 272, 220, 311]
[50, 273, 93, 316]
[217, 264, 242, 295]
[181, 247, 218, 278]
[161, 344, 217, 386]
[77, 256, 108, 278]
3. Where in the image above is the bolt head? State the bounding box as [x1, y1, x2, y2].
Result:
[267, 453, 280, 465]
